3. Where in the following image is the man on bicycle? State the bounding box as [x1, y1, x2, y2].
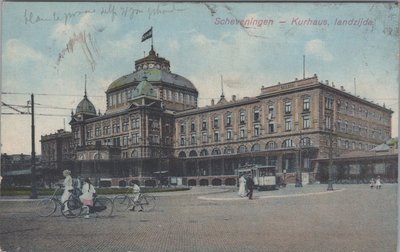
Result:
[130, 183, 142, 212]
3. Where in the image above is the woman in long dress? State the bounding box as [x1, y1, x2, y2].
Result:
[61, 170, 73, 213]
[238, 175, 246, 197]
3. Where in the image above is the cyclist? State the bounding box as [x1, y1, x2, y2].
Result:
[80, 177, 96, 219]
[130, 183, 142, 212]
[61, 170, 73, 214]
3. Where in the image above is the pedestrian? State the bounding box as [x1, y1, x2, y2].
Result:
[238, 174, 246, 197]
[369, 178, 375, 189]
[61, 170, 73, 214]
[375, 176, 382, 189]
[130, 183, 142, 212]
[79, 177, 96, 219]
[246, 174, 255, 200]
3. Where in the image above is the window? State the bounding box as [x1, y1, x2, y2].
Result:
[325, 115, 332, 129]
[325, 97, 333, 109]
[254, 125, 260, 137]
[300, 137, 311, 146]
[282, 139, 294, 148]
[226, 113, 232, 126]
[132, 133, 139, 145]
[266, 141, 277, 150]
[191, 134, 196, 145]
[303, 115, 310, 129]
[202, 120, 207, 130]
[86, 128, 93, 139]
[254, 108, 260, 122]
[268, 105, 275, 119]
[113, 137, 120, 147]
[180, 137, 185, 146]
[269, 123, 275, 133]
[112, 122, 120, 133]
[240, 111, 246, 124]
[131, 118, 140, 129]
[285, 118, 292, 131]
[191, 122, 196, 132]
[227, 130, 233, 140]
[122, 120, 129, 132]
[202, 132, 208, 143]
[240, 128, 246, 139]
[122, 135, 129, 146]
[303, 97, 310, 111]
[284, 101, 292, 114]
[213, 116, 219, 129]
[214, 131, 220, 142]
[95, 126, 101, 137]
[180, 124, 185, 134]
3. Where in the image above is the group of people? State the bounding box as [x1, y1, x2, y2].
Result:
[238, 173, 255, 200]
[370, 176, 382, 189]
[61, 170, 96, 219]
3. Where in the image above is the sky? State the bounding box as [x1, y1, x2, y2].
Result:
[1, 2, 399, 155]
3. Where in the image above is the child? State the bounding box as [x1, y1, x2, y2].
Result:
[79, 177, 96, 218]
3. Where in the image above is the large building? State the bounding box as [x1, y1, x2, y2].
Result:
[40, 45, 393, 187]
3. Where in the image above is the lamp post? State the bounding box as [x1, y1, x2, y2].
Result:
[295, 132, 303, 187]
[327, 126, 334, 191]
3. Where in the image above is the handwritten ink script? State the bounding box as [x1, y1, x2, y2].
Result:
[24, 3, 186, 25]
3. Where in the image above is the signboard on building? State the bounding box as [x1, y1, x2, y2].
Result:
[349, 164, 360, 175]
[374, 163, 386, 174]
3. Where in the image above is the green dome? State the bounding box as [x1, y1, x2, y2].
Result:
[132, 76, 157, 98]
[76, 95, 96, 115]
[106, 69, 197, 93]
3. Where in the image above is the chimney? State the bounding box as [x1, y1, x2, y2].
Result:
[232, 95, 236, 102]
[340, 86, 345, 91]
[211, 99, 215, 106]
[325, 80, 329, 85]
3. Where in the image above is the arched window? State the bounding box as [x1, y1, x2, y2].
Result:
[178, 151, 186, 158]
[251, 144, 260, 152]
[300, 137, 312, 146]
[189, 150, 198, 157]
[238, 145, 247, 153]
[200, 149, 209, 156]
[211, 148, 221, 155]
[131, 150, 139, 158]
[282, 139, 294, 148]
[224, 147, 234, 154]
[266, 141, 277, 150]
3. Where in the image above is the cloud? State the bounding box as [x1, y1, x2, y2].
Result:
[305, 39, 333, 62]
[4, 39, 43, 64]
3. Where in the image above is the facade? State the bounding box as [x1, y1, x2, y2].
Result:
[38, 45, 394, 187]
[1, 154, 40, 187]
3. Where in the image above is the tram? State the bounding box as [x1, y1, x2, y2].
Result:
[238, 164, 277, 191]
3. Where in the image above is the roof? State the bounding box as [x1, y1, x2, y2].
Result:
[76, 94, 96, 115]
[132, 76, 157, 98]
[106, 68, 197, 93]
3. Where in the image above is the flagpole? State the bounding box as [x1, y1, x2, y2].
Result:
[151, 26, 153, 49]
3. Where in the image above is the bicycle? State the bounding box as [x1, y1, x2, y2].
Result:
[63, 194, 114, 218]
[35, 186, 78, 218]
[113, 187, 156, 212]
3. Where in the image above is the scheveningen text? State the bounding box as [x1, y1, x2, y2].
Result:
[215, 17, 273, 27]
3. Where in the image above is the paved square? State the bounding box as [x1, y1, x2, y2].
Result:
[0, 184, 397, 252]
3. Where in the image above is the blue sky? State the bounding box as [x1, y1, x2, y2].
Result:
[2, 2, 398, 154]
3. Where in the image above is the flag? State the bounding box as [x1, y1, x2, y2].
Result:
[141, 27, 152, 42]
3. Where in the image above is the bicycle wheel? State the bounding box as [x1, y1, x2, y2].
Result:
[36, 198, 57, 217]
[62, 199, 82, 218]
[113, 195, 131, 212]
[138, 195, 156, 212]
[94, 197, 114, 218]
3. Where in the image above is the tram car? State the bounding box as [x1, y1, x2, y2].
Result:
[238, 164, 277, 191]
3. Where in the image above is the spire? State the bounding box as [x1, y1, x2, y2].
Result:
[220, 75, 225, 98]
[217, 75, 227, 105]
[84, 74, 87, 98]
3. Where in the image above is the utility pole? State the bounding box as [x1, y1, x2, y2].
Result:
[295, 132, 303, 187]
[327, 126, 334, 191]
[30, 93, 38, 199]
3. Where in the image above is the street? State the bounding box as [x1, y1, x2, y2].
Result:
[0, 184, 397, 252]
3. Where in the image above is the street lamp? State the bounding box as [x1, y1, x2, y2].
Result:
[295, 132, 303, 187]
[327, 127, 334, 191]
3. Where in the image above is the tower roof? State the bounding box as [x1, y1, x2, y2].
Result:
[131, 76, 157, 98]
[75, 84, 96, 115]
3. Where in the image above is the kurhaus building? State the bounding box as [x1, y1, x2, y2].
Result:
[41, 46, 393, 187]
